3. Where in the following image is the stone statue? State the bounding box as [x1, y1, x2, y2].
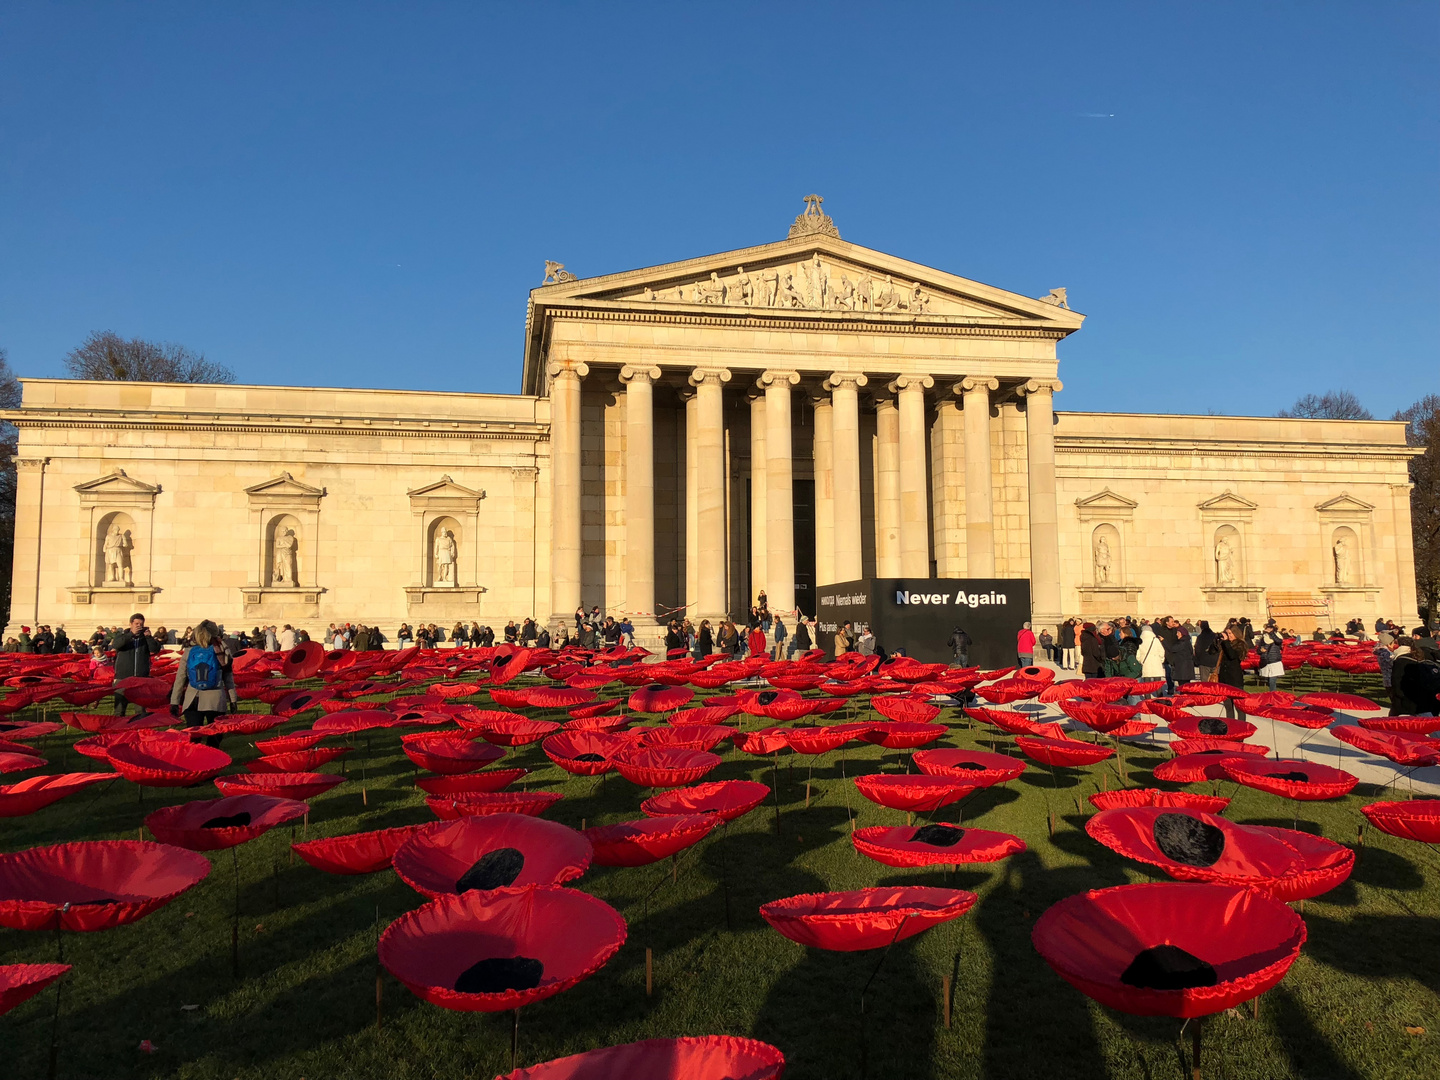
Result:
[273, 527, 298, 586]
[696, 272, 725, 304]
[731, 267, 753, 306]
[800, 253, 828, 308]
[1039, 287, 1069, 309]
[1093, 535, 1112, 585]
[1215, 537, 1236, 585]
[760, 270, 779, 308]
[832, 273, 856, 310]
[787, 193, 841, 240]
[875, 274, 899, 312]
[103, 524, 132, 585]
[1333, 536, 1351, 585]
[907, 283, 930, 313]
[854, 273, 874, 311]
[542, 261, 577, 285]
[434, 528, 458, 586]
[779, 271, 806, 308]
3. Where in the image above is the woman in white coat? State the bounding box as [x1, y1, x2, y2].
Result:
[1137, 623, 1167, 694]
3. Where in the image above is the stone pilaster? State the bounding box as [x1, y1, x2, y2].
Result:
[826, 373, 867, 583]
[689, 367, 732, 623]
[891, 375, 934, 577]
[760, 369, 800, 615]
[619, 364, 659, 627]
[546, 361, 587, 626]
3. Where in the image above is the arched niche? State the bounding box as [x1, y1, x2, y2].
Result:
[266, 514, 303, 587]
[94, 510, 138, 587]
[1089, 523, 1122, 587]
[428, 516, 463, 587]
[1213, 524, 1243, 586]
[1331, 525, 1359, 586]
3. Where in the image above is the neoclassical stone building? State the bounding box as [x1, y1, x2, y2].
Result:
[5, 200, 1419, 641]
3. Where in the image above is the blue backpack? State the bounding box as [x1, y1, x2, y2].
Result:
[187, 646, 221, 691]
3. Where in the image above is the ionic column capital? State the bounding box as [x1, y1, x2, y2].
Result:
[687, 366, 732, 388]
[756, 369, 801, 390]
[887, 374, 934, 395]
[546, 360, 590, 381]
[955, 376, 999, 395]
[618, 364, 662, 385]
[1016, 378, 1064, 397]
[824, 372, 869, 391]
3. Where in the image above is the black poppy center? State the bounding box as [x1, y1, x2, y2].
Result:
[574, 752, 605, 762]
[1120, 945, 1218, 990]
[1197, 717, 1228, 736]
[202, 812, 252, 829]
[1153, 813, 1225, 867]
[949, 761, 987, 771]
[453, 955, 544, 994]
[455, 847, 526, 892]
[912, 824, 965, 847]
[646, 683, 665, 692]
[1268, 771, 1309, 782]
[758, 691, 779, 705]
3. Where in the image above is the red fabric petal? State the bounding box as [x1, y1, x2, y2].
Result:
[394, 814, 591, 896]
[761, 886, 976, 951]
[0, 840, 210, 931]
[292, 825, 426, 874]
[498, 1034, 784, 1080]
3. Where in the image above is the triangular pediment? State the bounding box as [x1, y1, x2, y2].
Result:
[1076, 488, 1139, 510]
[407, 475, 485, 500]
[1316, 493, 1374, 513]
[1198, 491, 1258, 512]
[246, 475, 328, 506]
[73, 468, 160, 496]
[532, 233, 1083, 328]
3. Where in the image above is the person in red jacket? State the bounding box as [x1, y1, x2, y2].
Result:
[1017, 622, 1036, 667]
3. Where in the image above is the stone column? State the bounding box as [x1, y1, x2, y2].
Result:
[932, 394, 966, 575]
[747, 390, 767, 604]
[761, 370, 800, 615]
[874, 392, 901, 577]
[891, 375, 934, 577]
[959, 376, 999, 577]
[811, 390, 835, 588]
[826, 373, 867, 582]
[546, 361, 587, 625]
[690, 367, 731, 622]
[619, 364, 659, 627]
[1019, 378, 1064, 631]
[681, 388, 699, 611]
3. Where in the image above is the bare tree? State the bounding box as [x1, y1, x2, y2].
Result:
[1394, 394, 1440, 624]
[64, 330, 234, 384]
[1277, 390, 1374, 420]
[0, 348, 19, 625]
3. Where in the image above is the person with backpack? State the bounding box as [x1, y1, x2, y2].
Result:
[168, 620, 237, 740]
[1255, 620, 1285, 691]
[947, 626, 971, 666]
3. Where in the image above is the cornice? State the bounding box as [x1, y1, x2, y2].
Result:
[10, 415, 547, 442]
[539, 303, 1069, 341]
[1055, 438, 1415, 461]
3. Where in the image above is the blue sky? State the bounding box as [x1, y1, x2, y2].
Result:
[1, 2, 1435, 417]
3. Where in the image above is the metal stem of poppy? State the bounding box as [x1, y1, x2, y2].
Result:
[719, 820, 731, 929]
[47, 919, 65, 1080]
[772, 753, 782, 836]
[858, 915, 911, 1080]
[510, 1007, 521, 1071]
[231, 846, 241, 978]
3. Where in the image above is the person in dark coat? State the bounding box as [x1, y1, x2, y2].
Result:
[694, 619, 714, 658]
[111, 613, 160, 716]
[1217, 626, 1248, 720]
[1079, 622, 1104, 678]
[1193, 621, 1220, 683]
[1155, 616, 1194, 694]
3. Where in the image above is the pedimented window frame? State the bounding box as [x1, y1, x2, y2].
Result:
[1315, 493, 1378, 596]
[404, 475, 487, 607]
[239, 472, 326, 607]
[1196, 491, 1264, 609]
[1074, 489, 1142, 608]
[69, 469, 161, 604]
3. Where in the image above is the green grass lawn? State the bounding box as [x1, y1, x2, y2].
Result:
[3, 669, 1436, 1080]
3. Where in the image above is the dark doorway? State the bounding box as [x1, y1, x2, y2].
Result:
[793, 479, 816, 617]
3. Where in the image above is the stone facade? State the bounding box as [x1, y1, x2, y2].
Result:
[4, 205, 1419, 640]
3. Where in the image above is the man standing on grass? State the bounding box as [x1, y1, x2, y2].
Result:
[111, 612, 160, 716]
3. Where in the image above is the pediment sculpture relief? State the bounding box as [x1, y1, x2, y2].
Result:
[634, 253, 936, 314]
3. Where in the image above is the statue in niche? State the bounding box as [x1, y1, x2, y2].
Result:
[1093, 535, 1112, 585]
[434, 528, 458, 586]
[696, 272, 725, 304]
[875, 274, 899, 312]
[731, 267, 753, 306]
[273, 527, 299, 586]
[1215, 536, 1236, 586]
[103, 524, 133, 585]
[1333, 536, 1352, 585]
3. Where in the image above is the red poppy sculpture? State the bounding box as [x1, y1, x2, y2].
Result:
[0, 773, 114, 817]
[479, 718, 564, 748]
[394, 814, 592, 897]
[1218, 758, 1358, 800]
[1032, 882, 1305, 1017]
[417, 769, 528, 797]
[913, 748, 1026, 786]
[0, 964, 70, 1016]
[214, 771, 345, 801]
[281, 641, 326, 680]
[628, 684, 695, 714]
[1015, 733, 1116, 768]
[861, 722, 947, 750]
[584, 814, 720, 867]
[761, 887, 976, 951]
[1166, 715, 1258, 742]
[1361, 800, 1440, 844]
[498, 1035, 785, 1080]
[1088, 789, 1230, 814]
[378, 886, 626, 1012]
[640, 780, 771, 822]
[292, 824, 428, 875]
[614, 746, 721, 789]
[853, 824, 1025, 868]
[853, 774, 974, 813]
[542, 731, 632, 776]
[0, 840, 211, 931]
[426, 791, 564, 820]
[401, 734, 506, 775]
[144, 794, 308, 851]
[312, 709, 394, 734]
[249, 746, 351, 773]
[1152, 750, 1251, 785]
[1332, 726, 1440, 767]
[107, 738, 231, 787]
